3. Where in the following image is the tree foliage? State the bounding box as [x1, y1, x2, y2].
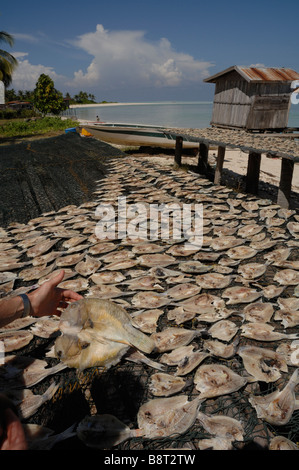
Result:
[33, 74, 67, 115]
[0, 31, 18, 86]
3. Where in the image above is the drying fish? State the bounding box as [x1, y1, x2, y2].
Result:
[55, 252, 86, 267]
[203, 338, 239, 359]
[160, 345, 195, 366]
[226, 246, 258, 260]
[248, 368, 299, 426]
[276, 340, 299, 367]
[55, 298, 155, 370]
[131, 291, 170, 308]
[18, 263, 55, 282]
[58, 277, 89, 292]
[0, 354, 66, 388]
[137, 395, 201, 438]
[0, 279, 16, 297]
[269, 436, 299, 451]
[90, 271, 126, 284]
[179, 261, 212, 274]
[241, 200, 259, 212]
[30, 316, 61, 338]
[274, 309, 299, 328]
[87, 284, 125, 299]
[75, 255, 102, 277]
[131, 309, 163, 333]
[138, 253, 177, 267]
[31, 251, 65, 267]
[125, 349, 166, 371]
[194, 363, 247, 398]
[104, 259, 139, 271]
[77, 414, 142, 449]
[148, 266, 182, 278]
[122, 275, 164, 291]
[274, 269, 299, 285]
[208, 320, 239, 342]
[166, 244, 200, 257]
[264, 247, 291, 264]
[165, 283, 201, 300]
[273, 259, 299, 270]
[262, 284, 285, 299]
[237, 263, 266, 280]
[148, 373, 187, 396]
[131, 242, 165, 254]
[237, 224, 264, 238]
[151, 327, 202, 352]
[278, 298, 299, 315]
[0, 271, 18, 284]
[8, 382, 59, 419]
[62, 236, 87, 249]
[167, 306, 197, 324]
[0, 330, 33, 351]
[222, 286, 262, 304]
[242, 302, 274, 323]
[0, 316, 37, 332]
[26, 238, 59, 258]
[176, 349, 210, 376]
[287, 222, 299, 238]
[88, 242, 117, 255]
[197, 411, 244, 442]
[250, 238, 277, 251]
[210, 236, 243, 251]
[196, 308, 234, 324]
[0, 260, 32, 273]
[195, 273, 232, 289]
[238, 345, 288, 382]
[197, 437, 235, 450]
[100, 250, 135, 263]
[194, 251, 221, 262]
[179, 293, 225, 313]
[241, 322, 298, 341]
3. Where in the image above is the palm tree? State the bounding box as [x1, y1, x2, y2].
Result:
[0, 31, 18, 86]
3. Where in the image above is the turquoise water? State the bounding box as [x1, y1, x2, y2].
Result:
[73, 101, 299, 129]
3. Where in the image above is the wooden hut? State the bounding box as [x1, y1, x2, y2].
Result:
[204, 66, 299, 131]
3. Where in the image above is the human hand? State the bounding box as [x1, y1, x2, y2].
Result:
[0, 394, 27, 450]
[28, 270, 83, 317]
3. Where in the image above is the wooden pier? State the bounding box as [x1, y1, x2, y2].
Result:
[170, 127, 299, 208]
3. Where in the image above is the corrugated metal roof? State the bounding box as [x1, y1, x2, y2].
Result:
[204, 65, 299, 83]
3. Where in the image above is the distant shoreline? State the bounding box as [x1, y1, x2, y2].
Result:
[70, 102, 159, 108]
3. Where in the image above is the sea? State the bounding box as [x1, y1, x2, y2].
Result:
[70, 101, 299, 129]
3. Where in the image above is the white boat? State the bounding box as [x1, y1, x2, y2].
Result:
[78, 121, 198, 149]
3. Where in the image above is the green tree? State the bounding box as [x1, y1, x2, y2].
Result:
[0, 31, 18, 86]
[33, 74, 66, 115]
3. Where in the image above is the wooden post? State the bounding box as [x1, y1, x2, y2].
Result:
[214, 146, 226, 185]
[245, 151, 261, 195]
[197, 142, 209, 174]
[174, 136, 183, 167]
[277, 157, 294, 208]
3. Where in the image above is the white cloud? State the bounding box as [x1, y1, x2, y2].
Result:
[10, 52, 65, 90]
[67, 24, 213, 91]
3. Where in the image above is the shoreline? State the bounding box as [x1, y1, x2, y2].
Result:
[70, 101, 213, 109]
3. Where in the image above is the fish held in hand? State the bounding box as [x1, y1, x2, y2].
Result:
[55, 298, 155, 370]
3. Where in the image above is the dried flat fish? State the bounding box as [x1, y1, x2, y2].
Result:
[269, 436, 299, 450]
[87, 284, 124, 299]
[222, 286, 262, 305]
[31, 251, 64, 267]
[137, 395, 201, 438]
[9, 382, 59, 419]
[165, 283, 201, 300]
[238, 345, 288, 382]
[0, 330, 33, 351]
[278, 297, 299, 313]
[274, 309, 299, 328]
[30, 316, 60, 338]
[55, 252, 86, 267]
[123, 275, 164, 291]
[179, 293, 225, 313]
[195, 273, 232, 289]
[176, 350, 210, 376]
[26, 238, 59, 258]
[55, 298, 155, 370]
[203, 338, 239, 359]
[237, 224, 264, 238]
[148, 266, 182, 278]
[88, 242, 117, 255]
[151, 327, 201, 352]
[196, 308, 234, 324]
[208, 320, 238, 342]
[179, 261, 212, 274]
[262, 284, 285, 299]
[276, 340, 299, 367]
[132, 243, 165, 254]
[77, 414, 142, 449]
[75, 255, 102, 277]
[0, 316, 37, 333]
[210, 236, 243, 251]
[167, 306, 196, 324]
[226, 246, 258, 260]
[148, 373, 187, 396]
[274, 269, 299, 285]
[241, 322, 298, 341]
[90, 271, 126, 284]
[138, 253, 177, 267]
[264, 247, 291, 264]
[197, 411, 244, 442]
[242, 302, 274, 323]
[273, 259, 299, 270]
[237, 263, 266, 280]
[249, 369, 299, 425]
[131, 309, 163, 333]
[58, 277, 89, 292]
[0, 271, 18, 284]
[131, 291, 170, 309]
[18, 263, 56, 282]
[62, 236, 87, 249]
[160, 345, 195, 366]
[194, 363, 247, 399]
[100, 250, 134, 263]
[104, 259, 139, 271]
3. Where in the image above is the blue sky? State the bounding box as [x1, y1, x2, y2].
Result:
[1, 0, 299, 101]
